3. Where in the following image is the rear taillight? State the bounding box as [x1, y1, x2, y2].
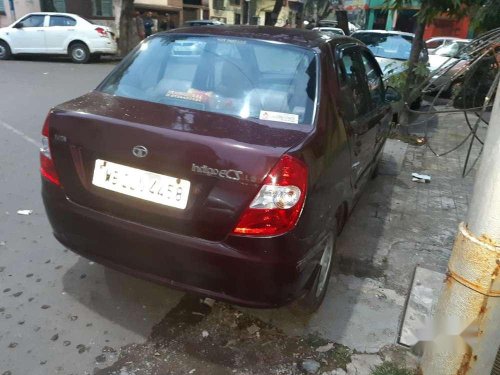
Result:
[233, 155, 308, 236]
[40, 117, 61, 186]
[95, 27, 107, 37]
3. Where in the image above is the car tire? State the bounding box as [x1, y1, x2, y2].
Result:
[299, 231, 336, 313]
[0, 40, 12, 60]
[69, 43, 90, 64]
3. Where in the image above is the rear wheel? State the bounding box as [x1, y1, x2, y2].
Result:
[0, 41, 12, 60]
[299, 231, 335, 313]
[69, 43, 90, 64]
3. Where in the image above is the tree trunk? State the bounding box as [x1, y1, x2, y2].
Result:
[404, 19, 425, 104]
[266, 0, 284, 26]
[118, 0, 135, 57]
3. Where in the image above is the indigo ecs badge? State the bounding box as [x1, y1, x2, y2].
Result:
[191, 163, 244, 181]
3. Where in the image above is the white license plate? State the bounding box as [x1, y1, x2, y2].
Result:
[92, 159, 190, 209]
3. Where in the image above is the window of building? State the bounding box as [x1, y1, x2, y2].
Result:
[40, 0, 66, 12]
[0, 0, 5, 14]
[213, 0, 225, 10]
[49, 15, 76, 26]
[92, 0, 113, 17]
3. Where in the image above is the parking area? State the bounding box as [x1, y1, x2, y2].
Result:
[0, 59, 485, 375]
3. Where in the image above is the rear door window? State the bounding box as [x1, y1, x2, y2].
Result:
[49, 16, 76, 27]
[99, 36, 318, 125]
[360, 51, 384, 107]
[336, 47, 371, 120]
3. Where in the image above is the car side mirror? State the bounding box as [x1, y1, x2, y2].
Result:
[385, 86, 401, 103]
[13, 22, 24, 29]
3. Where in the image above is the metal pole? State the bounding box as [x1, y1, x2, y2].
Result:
[8, 0, 16, 21]
[246, 0, 251, 25]
[421, 84, 500, 374]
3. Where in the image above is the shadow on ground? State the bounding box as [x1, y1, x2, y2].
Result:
[11, 55, 118, 64]
[62, 258, 183, 337]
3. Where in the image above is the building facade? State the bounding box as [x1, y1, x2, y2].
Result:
[209, 0, 299, 26]
[0, 0, 209, 30]
[348, 0, 471, 39]
[0, 0, 122, 28]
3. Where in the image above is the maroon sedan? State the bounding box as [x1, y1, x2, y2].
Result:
[41, 26, 399, 310]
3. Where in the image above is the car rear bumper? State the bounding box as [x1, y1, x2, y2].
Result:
[90, 39, 118, 54]
[42, 180, 317, 308]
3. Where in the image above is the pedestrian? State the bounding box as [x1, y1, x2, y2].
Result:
[134, 11, 146, 41]
[143, 11, 154, 37]
[160, 14, 175, 31]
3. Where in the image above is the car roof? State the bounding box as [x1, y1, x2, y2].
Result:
[22, 12, 82, 18]
[427, 36, 468, 41]
[162, 25, 360, 49]
[352, 30, 415, 38]
[185, 20, 221, 24]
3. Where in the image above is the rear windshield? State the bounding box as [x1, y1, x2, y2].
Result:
[353, 33, 413, 60]
[99, 35, 318, 125]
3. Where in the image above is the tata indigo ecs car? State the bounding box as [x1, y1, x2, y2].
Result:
[41, 27, 399, 310]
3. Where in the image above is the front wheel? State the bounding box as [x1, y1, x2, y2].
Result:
[69, 43, 90, 64]
[0, 41, 12, 60]
[299, 231, 335, 313]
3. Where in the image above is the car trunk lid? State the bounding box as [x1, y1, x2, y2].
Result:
[48, 92, 311, 241]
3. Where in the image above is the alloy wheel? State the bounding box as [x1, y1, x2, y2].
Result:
[72, 47, 86, 62]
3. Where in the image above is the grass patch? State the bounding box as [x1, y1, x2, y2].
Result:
[371, 361, 417, 375]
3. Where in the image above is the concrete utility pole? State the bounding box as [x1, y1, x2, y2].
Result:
[421, 84, 500, 373]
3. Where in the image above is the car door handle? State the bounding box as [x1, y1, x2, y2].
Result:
[37, 30, 45, 32]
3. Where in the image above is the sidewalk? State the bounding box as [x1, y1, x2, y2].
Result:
[95, 103, 487, 375]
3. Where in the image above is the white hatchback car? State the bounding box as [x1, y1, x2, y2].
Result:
[0, 12, 117, 63]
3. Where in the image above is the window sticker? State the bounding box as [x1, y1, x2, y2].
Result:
[259, 110, 299, 124]
[166, 89, 213, 103]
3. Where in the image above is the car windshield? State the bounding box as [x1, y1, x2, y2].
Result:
[434, 41, 468, 58]
[354, 33, 413, 60]
[99, 35, 317, 125]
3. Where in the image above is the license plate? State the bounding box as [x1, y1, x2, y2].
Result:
[92, 159, 190, 209]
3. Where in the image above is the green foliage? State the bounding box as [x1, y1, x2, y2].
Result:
[371, 361, 417, 375]
[385, 61, 429, 97]
[389, 0, 484, 24]
[470, 0, 500, 32]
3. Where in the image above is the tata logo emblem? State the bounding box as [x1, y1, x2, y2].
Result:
[132, 145, 148, 158]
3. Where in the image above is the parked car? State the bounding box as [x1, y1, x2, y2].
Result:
[182, 20, 225, 27]
[314, 19, 360, 33]
[426, 37, 470, 54]
[41, 27, 400, 311]
[352, 30, 429, 109]
[427, 40, 471, 94]
[313, 27, 345, 37]
[0, 12, 117, 63]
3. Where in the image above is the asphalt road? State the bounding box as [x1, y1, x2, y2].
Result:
[0, 59, 184, 375]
